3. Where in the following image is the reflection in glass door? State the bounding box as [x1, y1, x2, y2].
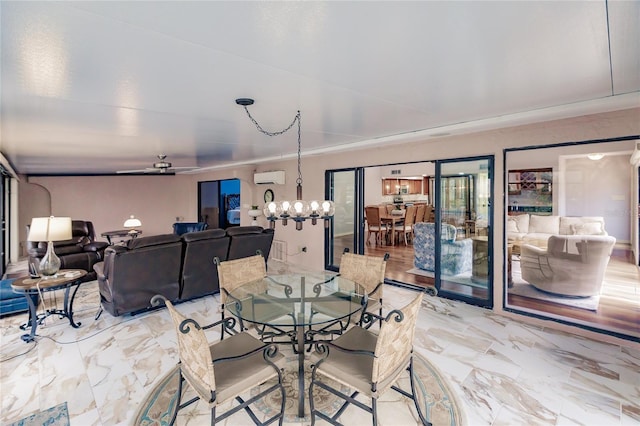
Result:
[325, 168, 363, 271]
[437, 158, 493, 307]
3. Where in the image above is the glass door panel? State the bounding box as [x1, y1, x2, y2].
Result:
[325, 169, 363, 271]
[437, 158, 493, 307]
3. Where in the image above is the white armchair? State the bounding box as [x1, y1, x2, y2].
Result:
[521, 235, 616, 297]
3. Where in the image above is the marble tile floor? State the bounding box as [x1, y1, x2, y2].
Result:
[1, 262, 639, 425]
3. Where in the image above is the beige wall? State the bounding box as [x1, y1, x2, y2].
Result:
[17, 107, 640, 345]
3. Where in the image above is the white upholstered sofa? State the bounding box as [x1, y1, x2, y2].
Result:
[507, 214, 607, 253]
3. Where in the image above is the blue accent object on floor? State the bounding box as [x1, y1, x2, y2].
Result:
[7, 402, 70, 426]
[0, 278, 38, 317]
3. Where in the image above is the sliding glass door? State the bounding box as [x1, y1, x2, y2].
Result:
[436, 158, 493, 307]
[325, 158, 493, 308]
[325, 168, 364, 271]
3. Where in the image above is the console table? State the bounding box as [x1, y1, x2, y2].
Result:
[11, 269, 88, 342]
[101, 229, 142, 244]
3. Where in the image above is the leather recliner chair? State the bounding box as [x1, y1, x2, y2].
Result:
[94, 234, 183, 316]
[180, 229, 230, 300]
[26, 220, 108, 281]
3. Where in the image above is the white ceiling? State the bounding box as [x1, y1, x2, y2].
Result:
[1, 1, 639, 175]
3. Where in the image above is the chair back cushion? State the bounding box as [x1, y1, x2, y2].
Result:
[339, 252, 386, 299]
[217, 254, 267, 304]
[165, 300, 216, 401]
[372, 293, 423, 384]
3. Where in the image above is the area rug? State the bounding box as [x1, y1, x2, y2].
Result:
[508, 282, 600, 311]
[134, 353, 464, 425]
[407, 267, 487, 289]
[509, 261, 600, 311]
[7, 402, 69, 426]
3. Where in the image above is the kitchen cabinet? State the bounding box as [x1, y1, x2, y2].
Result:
[382, 178, 422, 195]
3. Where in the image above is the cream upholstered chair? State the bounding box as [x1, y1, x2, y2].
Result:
[521, 234, 616, 297]
[214, 252, 267, 339]
[150, 295, 286, 426]
[309, 293, 427, 426]
[310, 250, 389, 337]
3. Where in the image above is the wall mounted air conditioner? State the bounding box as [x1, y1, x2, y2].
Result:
[254, 170, 285, 185]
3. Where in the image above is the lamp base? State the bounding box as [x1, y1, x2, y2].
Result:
[39, 242, 61, 278]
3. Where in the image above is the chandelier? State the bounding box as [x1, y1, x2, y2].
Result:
[236, 98, 335, 230]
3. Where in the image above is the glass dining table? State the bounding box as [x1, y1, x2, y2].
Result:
[224, 272, 368, 418]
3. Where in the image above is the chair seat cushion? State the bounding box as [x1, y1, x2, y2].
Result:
[210, 332, 284, 404]
[313, 326, 377, 395]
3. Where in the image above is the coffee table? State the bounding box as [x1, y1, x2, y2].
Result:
[11, 269, 88, 342]
[225, 272, 367, 418]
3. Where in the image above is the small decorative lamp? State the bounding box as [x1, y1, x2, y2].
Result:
[123, 215, 142, 233]
[27, 216, 72, 278]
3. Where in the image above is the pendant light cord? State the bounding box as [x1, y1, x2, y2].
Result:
[241, 106, 303, 186]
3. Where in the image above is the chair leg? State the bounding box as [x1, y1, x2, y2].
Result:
[210, 406, 216, 426]
[372, 397, 378, 426]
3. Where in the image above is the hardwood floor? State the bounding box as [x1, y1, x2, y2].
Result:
[335, 233, 639, 339]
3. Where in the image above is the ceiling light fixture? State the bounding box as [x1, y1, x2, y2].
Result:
[236, 98, 334, 230]
[587, 153, 604, 161]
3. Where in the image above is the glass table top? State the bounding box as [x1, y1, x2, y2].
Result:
[224, 272, 368, 327]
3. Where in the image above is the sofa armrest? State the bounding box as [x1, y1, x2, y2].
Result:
[93, 261, 106, 281]
[84, 241, 109, 253]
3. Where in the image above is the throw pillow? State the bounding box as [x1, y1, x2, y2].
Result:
[507, 218, 519, 233]
[571, 222, 603, 235]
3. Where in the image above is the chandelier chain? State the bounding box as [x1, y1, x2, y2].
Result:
[242, 106, 300, 137]
[242, 106, 303, 186]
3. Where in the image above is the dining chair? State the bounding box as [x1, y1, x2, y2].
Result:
[364, 206, 388, 246]
[414, 204, 426, 224]
[308, 293, 428, 426]
[150, 295, 286, 426]
[214, 252, 267, 339]
[394, 204, 417, 246]
[309, 250, 389, 339]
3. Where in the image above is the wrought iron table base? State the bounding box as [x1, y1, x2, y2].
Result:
[19, 281, 83, 342]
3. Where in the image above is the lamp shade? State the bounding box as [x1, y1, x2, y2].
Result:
[124, 215, 142, 228]
[27, 217, 72, 242]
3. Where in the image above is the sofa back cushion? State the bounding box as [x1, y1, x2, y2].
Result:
[528, 215, 559, 235]
[127, 233, 181, 250]
[180, 229, 230, 299]
[559, 216, 606, 235]
[507, 214, 530, 234]
[226, 226, 275, 260]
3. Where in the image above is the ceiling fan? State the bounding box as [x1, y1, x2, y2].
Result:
[116, 154, 199, 174]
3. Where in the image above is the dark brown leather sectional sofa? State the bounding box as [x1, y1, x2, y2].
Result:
[93, 226, 274, 317]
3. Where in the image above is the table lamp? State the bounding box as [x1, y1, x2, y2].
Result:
[123, 215, 142, 234]
[27, 216, 72, 278]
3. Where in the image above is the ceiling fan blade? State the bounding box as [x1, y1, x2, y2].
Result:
[116, 167, 161, 174]
[170, 166, 199, 170]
